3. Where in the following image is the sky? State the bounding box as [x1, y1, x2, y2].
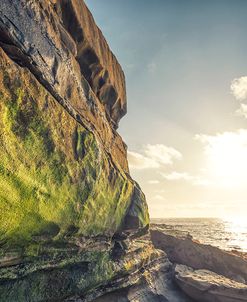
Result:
[85, 0, 247, 219]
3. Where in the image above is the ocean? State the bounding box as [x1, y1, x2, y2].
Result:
[151, 217, 247, 253]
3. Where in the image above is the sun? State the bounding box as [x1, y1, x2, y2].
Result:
[223, 216, 247, 243]
[199, 130, 247, 188]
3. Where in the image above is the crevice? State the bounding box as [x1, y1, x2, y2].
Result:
[0, 33, 91, 134]
[0, 27, 137, 233]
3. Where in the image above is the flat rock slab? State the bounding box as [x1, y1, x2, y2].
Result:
[151, 229, 247, 284]
[174, 264, 247, 302]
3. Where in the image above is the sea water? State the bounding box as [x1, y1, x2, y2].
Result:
[151, 217, 247, 253]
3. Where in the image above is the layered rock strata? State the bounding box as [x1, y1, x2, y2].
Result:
[0, 1, 151, 301]
[151, 229, 247, 283]
[151, 228, 247, 302]
[175, 265, 247, 302]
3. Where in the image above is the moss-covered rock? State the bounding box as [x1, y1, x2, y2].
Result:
[0, 49, 148, 253]
[0, 1, 150, 300]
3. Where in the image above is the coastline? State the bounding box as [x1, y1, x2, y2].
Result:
[151, 217, 247, 253]
[150, 225, 247, 302]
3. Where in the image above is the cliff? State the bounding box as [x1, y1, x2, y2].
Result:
[0, 1, 152, 300]
[0, 2, 201, 301]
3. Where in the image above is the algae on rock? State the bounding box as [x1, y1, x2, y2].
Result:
[0, 49, 147, 254]
[0, 0, 151, 300]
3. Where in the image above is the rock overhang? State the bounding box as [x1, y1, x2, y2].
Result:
[0, 0, 127, 129]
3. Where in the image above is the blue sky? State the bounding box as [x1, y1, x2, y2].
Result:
[85, 0, 247, 218]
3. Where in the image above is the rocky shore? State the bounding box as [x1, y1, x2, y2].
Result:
[151, 226, 247, 302]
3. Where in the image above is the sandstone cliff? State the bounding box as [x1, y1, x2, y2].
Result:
[0, 2, 204, 301]
[0, 1, 152, 301]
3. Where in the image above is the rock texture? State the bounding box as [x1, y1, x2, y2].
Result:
[151, 228, 247, 302]
[90, 258, 193, 302]
[55, 0, 127, 126]
[151, 229, 247, 284]
[0, 0, 126, 129]
[174, 264, 247, 302]
[0, 1, 152, 301]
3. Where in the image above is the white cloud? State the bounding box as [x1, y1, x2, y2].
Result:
[148, 180, 160, 184]
[192, 178, 211, 186]
[231, 76, 247, 101]
[161, 171, 210, 186]
[128, 144, 182, 170]
[161, 171, 193, 181]
[154, 194, 165, 201]
[128, 151, 159, 170]
[195, 129, 247, 187]
[236, 103, 247, 118]
[144, 144, 182, 165]
[158, 129, 247, 188]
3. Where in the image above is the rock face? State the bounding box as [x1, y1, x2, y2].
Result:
[91, 258, 193, 302]
[0, 0, 126, 128]
[0, 1, 151, 301]
[55, 0, 127, 126]
[151, 229, 247, 284]
[174, 264, 247, 302]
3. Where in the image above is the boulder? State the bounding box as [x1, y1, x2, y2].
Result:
[151, 229, 247, 284]
[174, 264, 247, 302]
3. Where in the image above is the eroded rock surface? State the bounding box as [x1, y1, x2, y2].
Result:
[174, 264, 247, 302]
[0, 0, 126, 128]
[55, 0, 127, 126]
[0, 1, 151, 301]
[87, 256, 193, 302]
[151, 229, 247, 284]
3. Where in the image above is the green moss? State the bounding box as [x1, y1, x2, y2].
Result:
[0, 240, 156, 302]
[0, 63, 143, 254]
[0, 44, 151, 302]
[0, 250, 117, 301]
[81, 251, 115, 290]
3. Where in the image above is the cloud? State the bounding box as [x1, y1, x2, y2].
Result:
[154, 194, 165, 201]
[128, 144, 182, 170]
[144, 144, 182, 165]
[231, 76, 247, 101]
[161, 171, 210, 186]
[128, 151, 159, 170]
[236, 103, 247, 118]
[195, 129, 247, 150]
[231, 77, 247, 118]
[195, 129, 247, 187]
[161, 171, 193, 181]
[148, 180, 160, 184]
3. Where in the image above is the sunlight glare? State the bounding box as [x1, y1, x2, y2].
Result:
[199, 130, 247, 188]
